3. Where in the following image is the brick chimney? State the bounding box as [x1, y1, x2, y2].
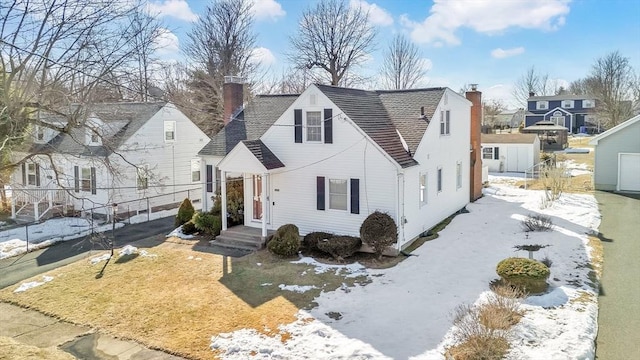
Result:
[223, 76, 244, 125]
[466, 84, 483, 202]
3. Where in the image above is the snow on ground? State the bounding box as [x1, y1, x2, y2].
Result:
[278, 284, 318, 293]
[13, 275, 54, 293]
[210, 173, 601, 360]
[0, 218, 125, 260]
[166, 225, 194, 239]
[88, 245, 156, 265]
[128, 208, 179, 224]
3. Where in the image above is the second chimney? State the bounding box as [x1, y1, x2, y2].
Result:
[466, 84, 483, 202]
[223, 76, 244, 126]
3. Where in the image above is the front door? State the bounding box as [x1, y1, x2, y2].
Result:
[252, 175, 262, 220]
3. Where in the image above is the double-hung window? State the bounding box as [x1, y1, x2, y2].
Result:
[164, 121, 176, 142]
[74, 166, 96, 194]
[536, 101, 548, 110]
[329, 179, 348, 210]
[306, 111, 322, 142]
[191, 159, 201, 182]
[440, 110, 450, 135]
[137, 165, 149, 190]
[27, 164, 38, 185]
[483, 147, 499, 160]
[419, 173, 428, 206]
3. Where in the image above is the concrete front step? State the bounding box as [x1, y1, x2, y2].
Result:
[214, 234, 264, 250]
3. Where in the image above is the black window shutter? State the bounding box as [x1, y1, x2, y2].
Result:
[74, 166, 79, 192]
[21, 163, 26, 185]
[446, 110, 451, 133]
[350, 179, 360, 214]
[206, 165, 213, 192]
[90, 167, 96, 195]
[324, 108, 333, 144]
[294, 109, 302, 143]
[35, 165, 40, 186]
[494, 147, 500, 160]
[316, 176, 325, 210]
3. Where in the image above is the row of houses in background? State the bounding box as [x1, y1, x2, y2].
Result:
[9, 80, 639, 250]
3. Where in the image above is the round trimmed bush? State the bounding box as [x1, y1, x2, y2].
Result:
[267, 224, 300, 257]
[175, 198, 195, 227]
[316, 236, 362, 260]
[303, 232, 334, 251]
[496, 257, 550, 294]
[360, 211, 397, 258]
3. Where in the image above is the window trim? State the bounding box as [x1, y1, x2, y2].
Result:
[305, 111, 322, 142]
[562, 100, 574, 109]
[482, 147, 494, 160]
[583, 99, 595, 108]
[164, 121, 176, 142]
[536, 101, 549, 110]
[419, 172, 428, 206]
[439, 110, 451, 135]
[437, 167, 443, 193]
[137, 165, 149, 190]
[328, 178, 348, 211]
[35, 126, 45, 142]
[191, 159, 201, 183]
[27, 163, 38, 186]
[456, 162, 462, 189]
[80, 167, 92, 192]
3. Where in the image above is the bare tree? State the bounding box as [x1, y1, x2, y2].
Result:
[289, 0, 377, 86]
[512, 66, 554, 106]
[584, 51, 636, 127]
[483, 99, 505, 129]
[381, 34, 428, 90]
[0, 0, 164, 201]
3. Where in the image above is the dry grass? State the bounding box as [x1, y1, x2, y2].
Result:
[568, 137, 595, 149]
[0, 244, 367, 359]
[515, 173, 593, 194]
[445, 335, 510, 360]
[588, 235, 604, 279]
[479, 294, 524, 331]
[0, 336, 75, 360]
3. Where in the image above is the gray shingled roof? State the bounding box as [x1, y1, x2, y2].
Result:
[529, 94, 593, 101]
[242, 140, 285, 170]
[198, 94, 298, 156]
[27, 102, 165, 156]
[376, 88, 446, 154]
[481, 133, 538, 144]
[316, 84, 419, 168]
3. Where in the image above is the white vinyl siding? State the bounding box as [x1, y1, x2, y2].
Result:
[137, 165, 149, 190]
[329, 179, 347, 211]
[306, 111, 322, 142]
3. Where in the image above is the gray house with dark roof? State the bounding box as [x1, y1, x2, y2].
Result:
[201, 80, 481, 251]
[11, 102, 209, 222]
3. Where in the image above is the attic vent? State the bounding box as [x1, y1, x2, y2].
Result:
[420, 106, 424, 116]
[309, 94, 317, 106]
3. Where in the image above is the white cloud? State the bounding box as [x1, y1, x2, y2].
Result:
[403, 0, 570, 46]
[155, 29, 180, 55]
[146, 0, 198, 22]
[250, 47, 276, 67]
[350, 0, 394, 27]
[250, 0, 286, 21]
[491, 47, 525, 59]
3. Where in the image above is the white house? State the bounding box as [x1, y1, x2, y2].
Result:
[12, 102, 209, 221]
[199, 80, 483, 250]
[589, 115, 640, 192]
[481, 133, 540, 173]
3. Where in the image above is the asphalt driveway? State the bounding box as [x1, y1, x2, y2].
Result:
[595, 191, 640, 359]
[0, 216, 175, 289]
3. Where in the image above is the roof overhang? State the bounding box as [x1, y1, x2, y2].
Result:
[589, 114, 640, 145]
[217, 140, 284, 173]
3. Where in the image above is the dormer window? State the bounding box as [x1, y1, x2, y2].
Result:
[562, 100, 574, 108]
[536, 101, 548, 110]
[583, 99, 595, 108]
[34, 126, 45, 142]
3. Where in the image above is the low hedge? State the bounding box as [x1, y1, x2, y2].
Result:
[267, 224, 300, 257]
[303, 232, 334, 251]
[316, 236, 362, 260]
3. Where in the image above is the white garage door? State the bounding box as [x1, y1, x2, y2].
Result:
[506, 146, 531, 172]
[618, 153, 640, 192]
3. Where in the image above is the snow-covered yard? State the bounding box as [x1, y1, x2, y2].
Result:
[211, 174, 601, 359]
[0, 208, 179, 260]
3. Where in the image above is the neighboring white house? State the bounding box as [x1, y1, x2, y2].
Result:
[200, 82, 482, 250]
[589, 115, 640, 192]
[481, 133, 540, 173]
[12, 102, 209, 221]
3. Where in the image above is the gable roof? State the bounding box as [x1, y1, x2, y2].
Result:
[315, 84, 421, 168]
[589, 114, 640, 145]
[25, 102, 166, 156]
[198, 94, 298, 157]
[481, 133, 538, 144]
[242, 140, 285, 170]
[376, 88, 446, 154]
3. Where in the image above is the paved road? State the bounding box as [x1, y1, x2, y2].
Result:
[0, 217, 175, 289]
[595, 191, 640, 359]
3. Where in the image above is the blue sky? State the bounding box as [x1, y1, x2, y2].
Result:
[148, 0, 640, 107]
